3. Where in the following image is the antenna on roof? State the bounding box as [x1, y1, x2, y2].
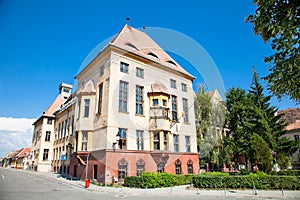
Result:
[126, 17, 130, 24]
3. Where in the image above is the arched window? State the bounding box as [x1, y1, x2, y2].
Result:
[175, 159, 182, 175]
[125, 42, 139, 51]
[147, 52, 159, 59]
[118, 158, 128, 180]
[136, 159, 145, 176]
[167, 60, 177, 66]
[187, 159, 193, 174]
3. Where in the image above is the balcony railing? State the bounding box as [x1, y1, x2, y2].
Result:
[150, 106, 169, 120]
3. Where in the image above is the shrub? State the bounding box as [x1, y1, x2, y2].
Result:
[140, 172, 160, 188]
[174, 174, 193, 186]
[124, 176, 143, 188]
[192, 174, 300, 190]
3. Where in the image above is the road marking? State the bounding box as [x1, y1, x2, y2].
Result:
[1, 175, 4, 179]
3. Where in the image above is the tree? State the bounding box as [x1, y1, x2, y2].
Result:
[225, 87, 254, 165]
[224, 69, 299, 173]
[195, 85, 226, 169]
[249, 69, 298, 168]
[246, 0, 300, 102]
[195, 85, 212, 158]
[250, 133, 273, 173]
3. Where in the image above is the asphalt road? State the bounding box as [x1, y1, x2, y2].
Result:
[0, 167, 298, 200]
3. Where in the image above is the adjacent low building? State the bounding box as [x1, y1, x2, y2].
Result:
[278, 108, 300, 164]
[30, 83, 72, 172]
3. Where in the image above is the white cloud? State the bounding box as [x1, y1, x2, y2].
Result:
[0, 117, 36, 158]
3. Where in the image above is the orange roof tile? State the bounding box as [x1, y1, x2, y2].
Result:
[16, 147, 31, 158]
[286, 120, 300, 131]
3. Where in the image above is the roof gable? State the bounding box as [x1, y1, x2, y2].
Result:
[110, 25, 193, 78]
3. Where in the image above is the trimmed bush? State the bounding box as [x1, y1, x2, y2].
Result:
[174, 174, 194, 186]
[192, 174, 300, 190]
[124, 176, 143, 188]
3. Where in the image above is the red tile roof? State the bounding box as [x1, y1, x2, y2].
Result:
[278, 108, 300, 130]
[16, 147, 31, 158]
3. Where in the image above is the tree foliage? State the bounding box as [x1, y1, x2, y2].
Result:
[246, 0, 300, 102]
[195, 85, 226, 168]
[224, 69, 298, 173]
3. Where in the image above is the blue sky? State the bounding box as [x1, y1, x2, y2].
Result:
[0, 0, 297, 119]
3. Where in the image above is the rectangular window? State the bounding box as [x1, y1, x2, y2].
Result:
[294, 135, 300, 141]
[171, 95, 178, 121]
[58, 123, 61, 139]
[152, 99, 159, 106]
[170, 79, 177, 89]
[45, 131, 51, 142]
[64, 119, 67, 137]
[43, 149, 49, 160]
[136, 130, 143, 150]
[47, 118, 52, 125]
[71, 116, 74, 135]
[185, 136, 191, 152]
[84, 99, 90, 117]
[153, 132, 160, 150]
[120, 62, 129, 73]
[163, 132, 168, 151]
[183, 98, 189, 123]
[61, 122, 64, 139]
[82, 132, 88, 151]
[98, 83, 103, 114]
[181, 83, 187, 92]
[118, 128, 127, 150]
[136, 67, 144, 78]
[119, 81, 128, 112]
[163, 99, 167, 107]
[174, 135, 179, 152]
[136, 85, 143, 115]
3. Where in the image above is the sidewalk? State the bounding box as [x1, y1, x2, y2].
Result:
[32, 171, 300, 198]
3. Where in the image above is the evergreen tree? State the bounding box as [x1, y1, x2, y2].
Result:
[250, 133, 273, 173]
[225, 87, 254, 165]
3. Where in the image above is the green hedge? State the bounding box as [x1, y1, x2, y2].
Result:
[124, 172, 300, 190]
[124, 172, 194, 188]
[192, 175, 300, 190]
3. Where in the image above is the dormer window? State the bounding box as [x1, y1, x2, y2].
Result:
[167, 60, 177, 66]
[125, 42, 139, 51]
[147, 52, 158, 59]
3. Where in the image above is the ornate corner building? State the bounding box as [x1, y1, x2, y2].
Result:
[30, 25, 199, 184]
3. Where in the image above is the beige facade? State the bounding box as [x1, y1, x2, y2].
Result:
[30, 83, 72, 172]
[70, 25, 199, 183]
[52, 95, 75, 173]
[30, 25, 200, 182]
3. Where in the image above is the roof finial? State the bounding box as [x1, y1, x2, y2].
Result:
[126, 17, 130, 24]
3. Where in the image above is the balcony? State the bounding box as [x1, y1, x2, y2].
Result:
[150, 106, 170, 130]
